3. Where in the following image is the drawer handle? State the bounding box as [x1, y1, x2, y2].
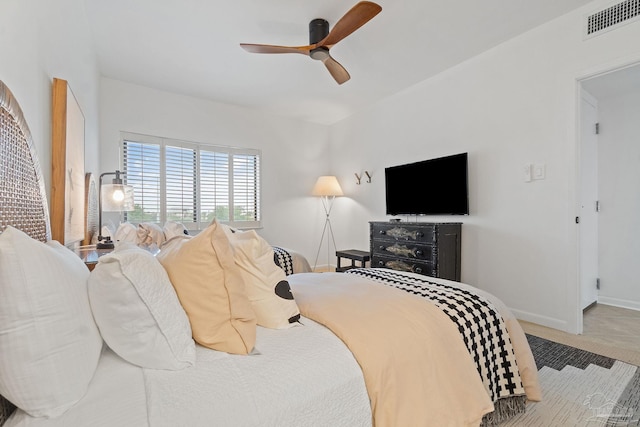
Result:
[415, 250, 423, 257]
[379, 245, 385, 250]
[416, 231, 424, 238]
[377, 260, 385, 266]
[379, 230, 386, 235]
[415, 267, 423, 274]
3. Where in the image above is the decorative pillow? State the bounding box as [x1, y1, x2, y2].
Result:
[114, 221, 137, 244]
[0, 227, 103, 418]
[88, 243, 196, 370]
[137, 222, 165, 248]
[157, 220, 256, 354]
[160, 234, 192, 250]
[226, 230, 301, 329]
[163, 221, 189, 240]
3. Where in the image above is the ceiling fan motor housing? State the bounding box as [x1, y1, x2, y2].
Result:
[309, 18, 329, 43]
[309, 18, 330, 60]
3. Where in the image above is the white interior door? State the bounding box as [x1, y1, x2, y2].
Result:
[579, 89, 599, 310]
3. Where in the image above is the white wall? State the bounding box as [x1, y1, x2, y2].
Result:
[328, 0, 640, 332]
[99, 78, 331, 261]
[597, 89, 640, 310]
[0, 0, 100, 197]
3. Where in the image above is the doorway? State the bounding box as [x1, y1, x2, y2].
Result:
[578, 62, 640, 334]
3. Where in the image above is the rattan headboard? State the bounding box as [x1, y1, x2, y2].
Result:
[0, 80, 51, 242]
[0, 80, 51, 422]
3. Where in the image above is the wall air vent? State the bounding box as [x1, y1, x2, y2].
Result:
[585, 0, 640, 38]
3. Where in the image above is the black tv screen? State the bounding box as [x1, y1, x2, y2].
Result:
[385, 153, 469, 215]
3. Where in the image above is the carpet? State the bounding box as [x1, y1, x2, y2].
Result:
[500, 334, 640, 426]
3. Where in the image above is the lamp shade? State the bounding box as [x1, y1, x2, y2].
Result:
[311, 176, 344, 197]
[101, 183, 135, 212]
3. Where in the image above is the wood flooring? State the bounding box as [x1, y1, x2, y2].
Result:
[520, 303, 640, 366]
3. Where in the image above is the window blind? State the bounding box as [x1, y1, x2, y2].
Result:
[121, 133, 261, 230]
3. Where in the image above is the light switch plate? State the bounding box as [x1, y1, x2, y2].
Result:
[523, 164, 532, 182]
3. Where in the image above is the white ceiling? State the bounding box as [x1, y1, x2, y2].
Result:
[83, 0, 594, 125]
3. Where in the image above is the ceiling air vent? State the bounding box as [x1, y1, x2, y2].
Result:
[585, 0, 640, 38]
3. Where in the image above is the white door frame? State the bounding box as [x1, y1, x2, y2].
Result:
[578, 89, 599, 311]
[572, 54, 640, 334]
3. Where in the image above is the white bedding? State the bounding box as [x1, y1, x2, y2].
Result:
[5, 347, 147, 427]
[143, 317, 370, 427]
[7, 318, 371, 427]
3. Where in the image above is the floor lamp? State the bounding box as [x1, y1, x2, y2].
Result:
[312, 175, 343, 271]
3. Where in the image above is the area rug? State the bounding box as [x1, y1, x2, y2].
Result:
[500, 334, 640, 426]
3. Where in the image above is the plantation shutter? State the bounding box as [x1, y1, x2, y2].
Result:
[122, 140, 161, 222]
[165, 143, 197, 227]
[232, 153, 261, 223]
[200, 149, 230, 223]
[121, 133, 261, 230]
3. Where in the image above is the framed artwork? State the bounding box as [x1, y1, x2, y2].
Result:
[51, 78, 85, 245]
[83, 172, 98, 246]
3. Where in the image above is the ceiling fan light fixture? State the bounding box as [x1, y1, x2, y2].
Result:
[310, 47, 330, 61]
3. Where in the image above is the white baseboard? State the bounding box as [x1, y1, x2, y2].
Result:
[509, 308, 568, 332]
[597, 296, 640, 312]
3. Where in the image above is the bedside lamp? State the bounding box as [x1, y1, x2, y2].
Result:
[97, 170, 134, 249]
[311, 175, 343, 271]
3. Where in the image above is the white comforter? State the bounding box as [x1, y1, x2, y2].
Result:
[7, 270, 539, 427]
[142, 318, 370, 427]
[7, 318, 371, 427]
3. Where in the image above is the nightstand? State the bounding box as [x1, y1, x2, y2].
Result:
[76, 246, 113, 271]
[335, 249, 370, 272]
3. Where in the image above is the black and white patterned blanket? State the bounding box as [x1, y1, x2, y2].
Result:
[272, 246, 294, 276]
[346, 268, 525, 404]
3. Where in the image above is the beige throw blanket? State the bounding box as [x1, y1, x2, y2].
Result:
[291, 273, 498, 427]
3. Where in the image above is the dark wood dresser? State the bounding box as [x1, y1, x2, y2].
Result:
[369, 222, 462, 281]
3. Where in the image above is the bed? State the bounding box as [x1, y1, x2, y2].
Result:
[0, 79, 541, 427]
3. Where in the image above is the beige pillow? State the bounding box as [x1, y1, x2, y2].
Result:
[137, 222, 165, 248]
[157, 220, 256, 354]
[227, 230, 301, 329]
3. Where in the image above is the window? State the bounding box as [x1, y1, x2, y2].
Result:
[122, 132, 261, 230]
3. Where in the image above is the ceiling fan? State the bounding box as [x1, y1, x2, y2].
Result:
[240, 1, 382, 85]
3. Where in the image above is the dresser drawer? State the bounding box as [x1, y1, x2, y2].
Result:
[371, 223, 435, 243]
[372, 241, 434, 262]
[369, 222, 461, 281]
[371, 255, 435, 276]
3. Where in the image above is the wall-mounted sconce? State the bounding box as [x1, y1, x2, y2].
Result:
[355, 171, 372, 185]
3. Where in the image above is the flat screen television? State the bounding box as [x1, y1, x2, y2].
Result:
[385, 152, 469, 215]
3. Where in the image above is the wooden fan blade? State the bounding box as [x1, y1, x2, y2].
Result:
[319, 1, 382, 48]
[322, 55, 350, 85]
[240, 43, 311, 55]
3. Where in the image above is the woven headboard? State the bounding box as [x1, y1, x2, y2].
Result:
[0, 80, 51, 423]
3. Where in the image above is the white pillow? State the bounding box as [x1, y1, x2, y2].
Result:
[0, 226, 103, 418]
[226, 229, 301, 329]
[114, 222, 137, 244]
[163, 221, 189, 240]
[88, 243, 195, 370]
